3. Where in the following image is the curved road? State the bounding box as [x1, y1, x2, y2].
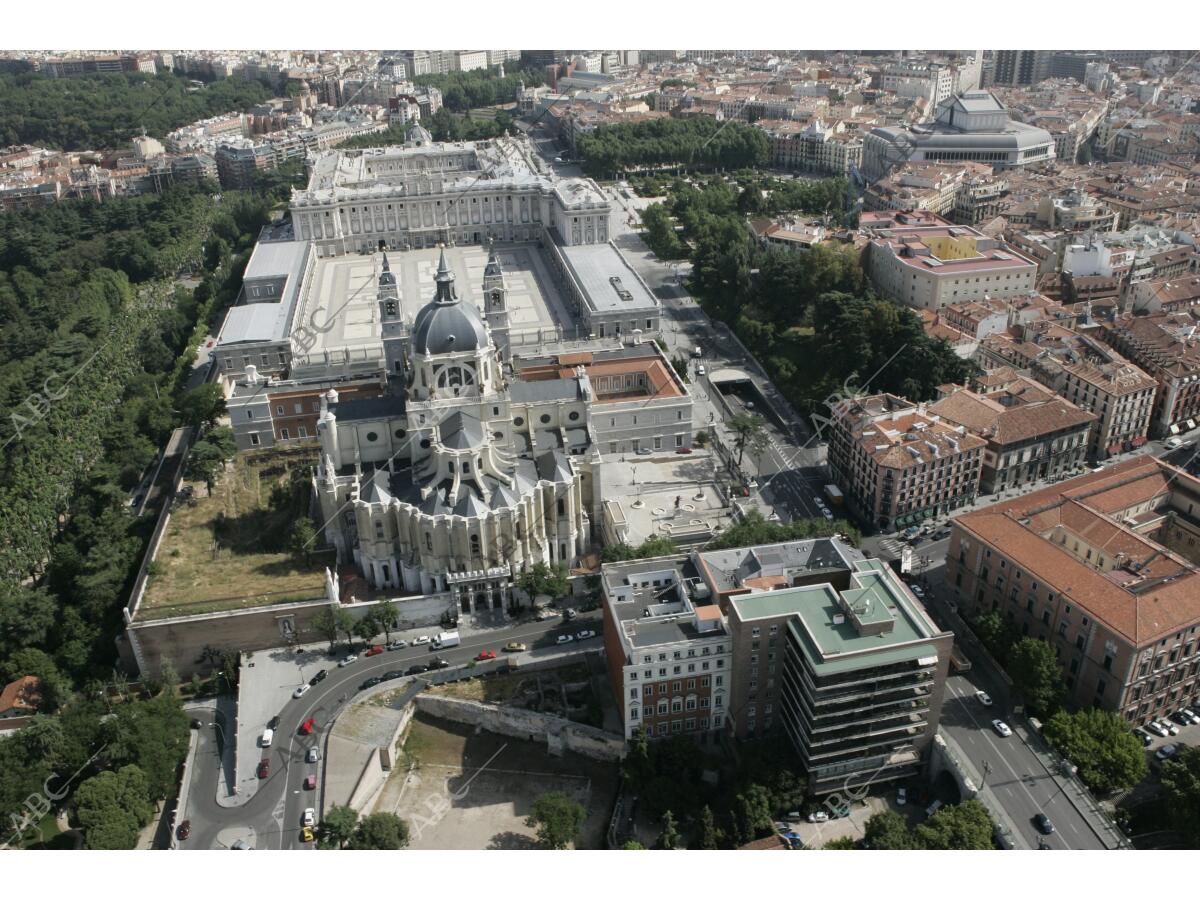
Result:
[181, 612, 601, 850]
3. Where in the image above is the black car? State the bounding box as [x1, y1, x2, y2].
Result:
[430, 657, 451, 669]
[190, 719, 203, 729]
[268, 715, 281, 731]
[310, 669, 328, 686]
[406, 664, 429, 676]
[383, 671, 405, 681]
[360, 676, 384, 690]
[1034, 813, 1055, 835]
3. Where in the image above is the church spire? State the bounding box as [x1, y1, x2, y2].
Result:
[433, 245, 457, 304]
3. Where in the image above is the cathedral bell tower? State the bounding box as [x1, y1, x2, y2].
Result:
[378, 254, 407, 379]
[481, 239, 510, 355]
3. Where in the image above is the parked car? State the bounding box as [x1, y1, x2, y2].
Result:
[475, 650, 497, 661]
[406, 664, 428, 675]
[909, 584, 925, 597]
[1139, 732, 1153, 747]
[934, 529, 952, 540]
[1156, 743, 1179, 762]
[310, 669, 328, 685]
[565, 609, 578, 620]
[176, 820, 191, 841]
[504, 642, 528, 652]
[430, 657, 451, 669]
[413, 636, 431, 646]
[636, 447, 653, 455]
[1178, 708, 1200, 725]
[300, 826, 314, 843]
[293, 683, 312, 699]
[231, 839, 251, 850]
[299, 717, 316, 735]
[1034, 813, 1055, 835]
[1166, 436, 1183, 449]
[896, 787, 907, 806]
[822, 509, 834, 520]
[190, 719, 203, 729]
[556, 634, 574, 644]
[257, 759, 270, 779]
[260, 728, 274, 748]
[268, 715, 281, 730]
[992, 719, 1013, 738]
[304, 775, 317, 790]
[807, 810, 829, 823]
[975, 690, 993, 707]
[1164, 720, 1182, 736]
[387, 640, 407, 651]
[303, 808, 316, 827]
[306, 747, 319, 764]
[902, 526, 920, 539]
[360, 677, 384, 691]
[925, 800, 943, 817]
[338, 654, 358, 667]
[1146, 720, 1170, 737]
[1170, 710, 1193, 726]
[383, 670, 404, 681]
[365, 645, 384, 657]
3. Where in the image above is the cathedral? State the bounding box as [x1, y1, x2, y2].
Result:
[314, 244, 593, 615]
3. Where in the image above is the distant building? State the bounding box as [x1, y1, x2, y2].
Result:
[0, 676, 42, 719]
[1099, 313, 1200, 438]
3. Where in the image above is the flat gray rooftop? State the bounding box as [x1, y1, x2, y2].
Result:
[559, 242, 659, 315]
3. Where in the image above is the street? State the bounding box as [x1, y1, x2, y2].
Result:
[177, 609, 602, 850]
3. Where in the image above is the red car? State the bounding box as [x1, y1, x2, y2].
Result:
[475, 650, 497, 661]
[365, 645, 384, 657]
[300, 717, 316, 735]
[257, 759, 270, 779]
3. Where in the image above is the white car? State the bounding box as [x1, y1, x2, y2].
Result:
[1164, 720, 1182, 736]
[260, 728, 274, 748]
[306, 747, 319, 764]
[576, 629, 597, 640]
[909, 584, 925, 597]
[413, 636, 431, 645]
[1165, 436, 1183, 449]
[992, 719, 1012, 738]
[807, 810, 829, 823]
[1179, 708, 1200, 725]
[697, 365, 706, 376]
[303, 807, 316, 827]
[896, 787, 907, 806]
[1146, 720, 1170, 737]
[975, 690, 993, 707]
[1156, 744, 1179, 762]
[338, 654, 358, 667]
[822, 509, 834, 520]
[556, 634, 574, 644]
[293, 684, 312, 699]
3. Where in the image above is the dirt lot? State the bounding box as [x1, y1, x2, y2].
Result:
[374, 712, 620, 849]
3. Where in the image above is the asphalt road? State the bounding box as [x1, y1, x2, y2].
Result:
[939, 674, 1109, 849]
[178, 611, 602, 850]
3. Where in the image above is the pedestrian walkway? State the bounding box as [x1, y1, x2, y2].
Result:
[877, 538, 906, 559]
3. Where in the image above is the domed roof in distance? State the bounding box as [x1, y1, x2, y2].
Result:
[406, 122, 434, 146]
[411, 248, 489, 355]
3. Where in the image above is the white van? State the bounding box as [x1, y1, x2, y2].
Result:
[260, 728, 274, 748]
[1165, 436, 1183, 449]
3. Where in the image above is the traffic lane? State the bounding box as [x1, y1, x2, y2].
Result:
[264, 615, 607, 847]
[941, 677, 1106, 849]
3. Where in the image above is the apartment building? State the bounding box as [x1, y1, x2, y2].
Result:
[1100, 312, 1200, 438]
[976, 325, 1158, 460]
[864, 216, 1038, 310]
[601, 557, 732, 742]
[930, 372, 1097, 493]
[759, 118, 864, 176]
[827, 393, 986, 531]
[945, 457, 1200, 725]
[693, 539, 953, 794]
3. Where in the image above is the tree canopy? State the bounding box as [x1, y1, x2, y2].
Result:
[578, 116, 770, 179]
[1008, 638, 1066, 718]
[1042, 708, 1148, 794]
[1160, 745, 1200, 848]
[526, 791, 586, 849]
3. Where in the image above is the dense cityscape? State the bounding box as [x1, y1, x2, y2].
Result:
[3, 30, 1200, 866]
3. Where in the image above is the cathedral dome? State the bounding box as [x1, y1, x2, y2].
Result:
[411, 248, 489, 355]
[405, 122, 434, 146]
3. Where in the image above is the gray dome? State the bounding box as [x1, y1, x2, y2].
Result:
[411, 248, 489, 355]
[406, 122, 433, 145]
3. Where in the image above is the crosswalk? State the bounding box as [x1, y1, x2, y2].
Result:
[877, 538, 906, 559]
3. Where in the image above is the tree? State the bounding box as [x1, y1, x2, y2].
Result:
[657, 810, 680, 849]
[695, 804, 723, 850]
[374, 599, 400, 643]
[515, 562, 570, 601]
[913, 800, 995, 850]
[74, 764, 154, 850]
[972, 609, 1018, 659]
[177, 383, 226, 429]
[318, 804, 360, 849]
[353, 613, 380, 647]
[287, 518, 317, 566]
[1008, 638, 1066, 717]
[347, 812, 410, 849]
[694, 430, 710, 449]
[526, 791, 586, 849]
[731, 784, 774, 845]
[621, 840, 646, 849]
[312, 606, 354, 652]
[728, 414, 769, 467]
[1160, 746, 1200, 847]
[824, 836, 857, 849]
[1042, 708, 1149, 794]
[101, 693, 191, 800]
[863, 810, 915, 849]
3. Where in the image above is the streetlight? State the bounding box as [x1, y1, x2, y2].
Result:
[980, 759, 993, 788]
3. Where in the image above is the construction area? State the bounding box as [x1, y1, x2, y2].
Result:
[371, 711, 621, 849]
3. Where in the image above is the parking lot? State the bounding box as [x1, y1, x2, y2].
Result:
[1139, 705, 1200, 765]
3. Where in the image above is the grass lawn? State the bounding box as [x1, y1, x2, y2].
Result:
[139, 444, 329, 619]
